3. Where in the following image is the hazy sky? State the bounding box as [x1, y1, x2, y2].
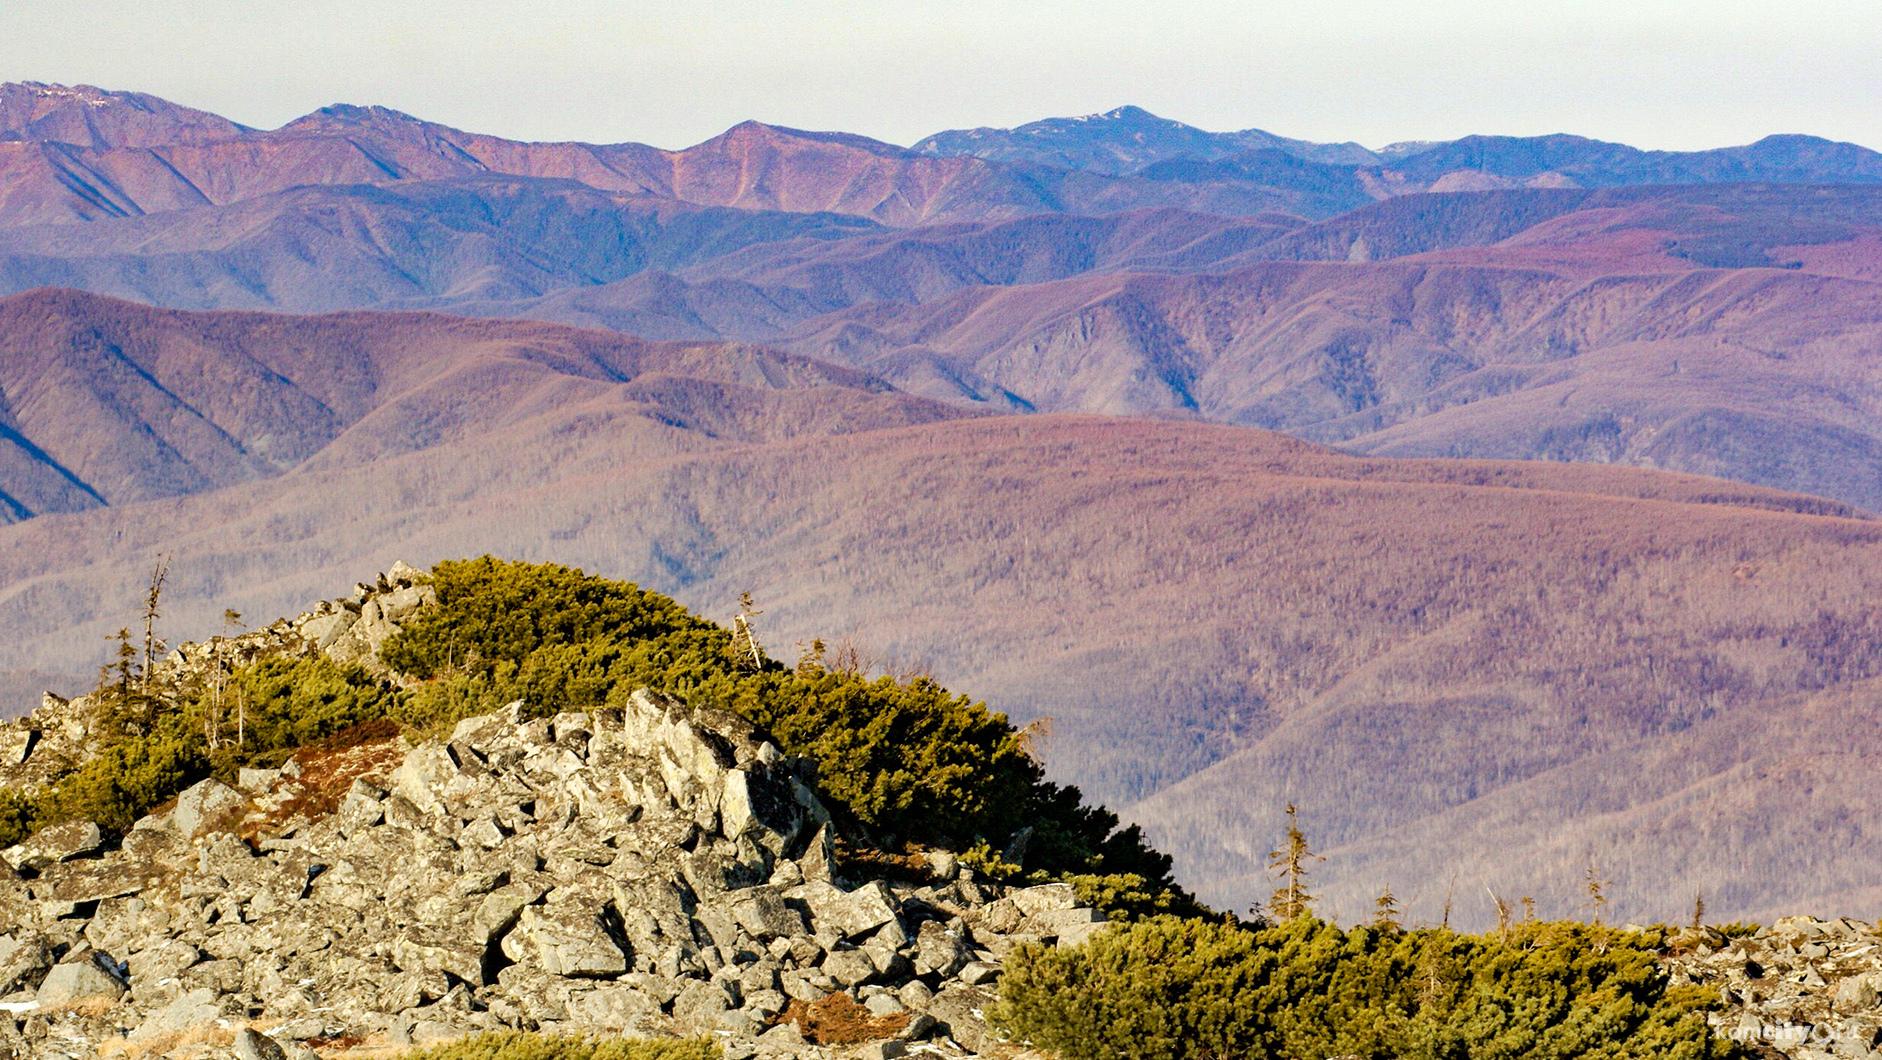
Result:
[4, 0, 1879, 151]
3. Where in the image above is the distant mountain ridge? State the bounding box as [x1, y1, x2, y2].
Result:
[6, 83, 1882, 232]
[911, 104, 1382, 172]
[914, 103, 1882, 191]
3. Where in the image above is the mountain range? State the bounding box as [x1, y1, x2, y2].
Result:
[3, 289, 1882, 930]
[6, 82, 1882, 926]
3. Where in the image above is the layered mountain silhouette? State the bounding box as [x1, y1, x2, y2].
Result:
[4, 83, 1882, 509]
[0, 304, 1878, 925]
[8, 83, 1882, 926]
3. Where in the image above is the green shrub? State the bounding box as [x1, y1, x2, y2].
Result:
[0, 786, 39, 849]
[398, 1031, 717, 1060]
[13, 655, 404, 836]
[378, 557, 1184, 896]
[212, 656, 404, 771]
[993, 916, 1746, 1060]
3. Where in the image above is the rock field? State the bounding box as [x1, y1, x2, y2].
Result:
[0, 568, 1104, 1058]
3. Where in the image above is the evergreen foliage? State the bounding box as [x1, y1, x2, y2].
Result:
[7, 655, 401, 836]
[994, 915, 1748, 1060]
[379, 557, 1183, 890]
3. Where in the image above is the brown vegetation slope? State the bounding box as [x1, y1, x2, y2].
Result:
[0, 288, 966, 520]
[2, 409, 1879, 929]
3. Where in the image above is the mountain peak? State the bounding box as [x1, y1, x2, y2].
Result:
[1091, 104, 1165, 123]
[0, 81, 252, 147]
[699, 119, 915, 157]
[287, 102, 435, 131]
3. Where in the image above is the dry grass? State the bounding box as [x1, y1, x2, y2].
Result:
[243, 728, 405, 842]
[95, 1021, 233, 1058]
[41, 995, 123, 1020]
[774, 994, 911, 1045]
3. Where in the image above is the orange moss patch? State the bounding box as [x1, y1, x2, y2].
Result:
[242, 725, 405, 842]
[836, 838, 939, 888]
[775, 994, 911, 1045]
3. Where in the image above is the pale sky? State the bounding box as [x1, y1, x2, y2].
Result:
[4, 0, 1880, 152]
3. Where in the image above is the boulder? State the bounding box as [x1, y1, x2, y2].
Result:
[35, 958, 126, 1007]
[0, 933, 51, 995]
[927, 984, 1000, 1053]
[1009, 882, 1079, 918]
[1836, 974, 1879, 1011]
[173, 778, 245, 838]
[6, 819, 105, 870]
[821, 948, 880, 988]
[914, 920, 972, 978]
[794, 879, 901, 939]
[566, 983, 669, 1036]
[390, 744, 458, 816]
[130, 988, 228, 1040]
[502, 905, 629, 978]
[234, 1027, 289, 1060]
[730, 887, 808, 940]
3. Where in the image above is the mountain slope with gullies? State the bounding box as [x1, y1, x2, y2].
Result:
[3, 414, 1881, 930]
[0, 288, 967, 521]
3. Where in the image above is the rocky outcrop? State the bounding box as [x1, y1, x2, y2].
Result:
[0, 685, 1109, 1059]
[0, 561, 435, 804]
[1665, 917, 1882, 1060]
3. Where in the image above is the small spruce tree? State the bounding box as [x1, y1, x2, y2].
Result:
[1371, 888, 1401, 932]
[1266, 802, 1322, 921]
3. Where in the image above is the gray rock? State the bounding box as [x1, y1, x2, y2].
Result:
[35, 960, 125, 1007]
[959, 961, 1000, 986]
[759, 1021, 808, 1049]
[1009, 882, 1079, 918]
[795, 879, 901, 939]
[298, 610, 356, 651]
[899, 1013, 939, 1040]
[914, 920, 972, 978]
[799, 824, 837, 883]
[672, 979, 736, 1031]
[864, 991, 907, 1016]
[897, 979, 934, 1010]
[925, 850, 959, 882]
[173, 778, 246, 837]
[502, 904, 629, 978]
[130, 988, 227, 1039]
[1838, 975, 1879, 1011]
[855, 1041, 908, 1060]
[566, 983, 669, 1036]
[0, 933, 51, 996]
[234, 1027, 289, 1060]
[390, 743, 457, 816]
[731, 887, 809, 940]
[927, 984, 999, 1053]
[7, 819, 105, 869]
[717, 1008, 765, 1038]
[822, 947, 880, 987]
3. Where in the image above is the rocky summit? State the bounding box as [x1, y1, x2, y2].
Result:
[1667, 918, 1882, 1060]
[0, 567, 1110, 1059]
